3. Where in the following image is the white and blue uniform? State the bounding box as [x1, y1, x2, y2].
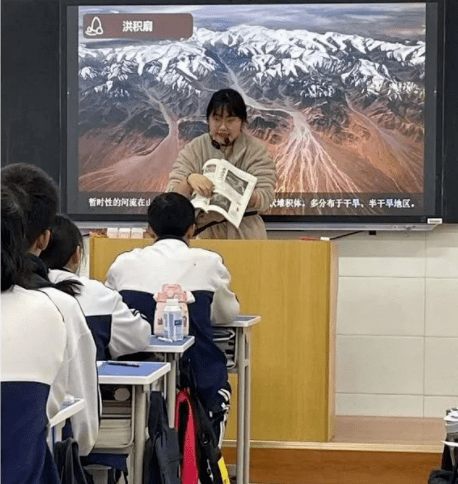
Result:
[1, 285, 67, 483]
[37, 286, 100, 457]
[106, 238, 240, 415]
[48, 269, 151, 361]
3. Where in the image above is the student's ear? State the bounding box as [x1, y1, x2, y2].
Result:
[147, 226, 157, 240]
[185, 224, 196, 240]
[33, 229, 51, 254]
[71, 246, 82, 267]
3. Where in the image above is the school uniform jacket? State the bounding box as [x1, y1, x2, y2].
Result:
[48, 269, 151, 361]
[1, 285, 67, 484]
[28, 255, 100, 456]
[37, 286, 100, 457]
[105, 237, 240, 412]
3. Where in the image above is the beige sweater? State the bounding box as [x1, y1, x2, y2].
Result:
[167, 132, 277, 239]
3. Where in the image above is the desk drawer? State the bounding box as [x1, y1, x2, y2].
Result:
[96, 418, 133, 448]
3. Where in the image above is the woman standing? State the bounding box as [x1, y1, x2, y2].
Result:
[168, 88, 277, 239]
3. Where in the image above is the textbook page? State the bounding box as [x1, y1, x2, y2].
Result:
[191, 159, 257, 228]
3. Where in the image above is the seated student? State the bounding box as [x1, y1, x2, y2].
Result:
[40, 213, 151, 360]
[2, 163, 99, 456]
[1, 186, 67, 484]
[106, 192, 240, 446]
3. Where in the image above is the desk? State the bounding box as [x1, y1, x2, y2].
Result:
[221, 315, 260, 484]
[146, 335, 195, 427]
[97, 361, 170, 484]
[48, 397, 85, 450]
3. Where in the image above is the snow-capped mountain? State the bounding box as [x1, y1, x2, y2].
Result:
[78, 25, 424, 105]
[76, 24, 425, 202]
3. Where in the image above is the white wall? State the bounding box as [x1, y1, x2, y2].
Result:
[269, 224, 458, 418]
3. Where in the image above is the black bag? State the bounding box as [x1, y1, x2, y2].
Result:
[428, 468, 458, 484]
[53, 438, 91, 484]
[143, 391, 181, 484]
[190, 386, 229, 484]
[428, 445, 458, 484]
[178, 361, 230, 484]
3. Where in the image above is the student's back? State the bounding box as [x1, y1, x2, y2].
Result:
[1, 286, 67, 484]
[37, 284, 100, 455]
[2, 163, 100, 456]
[106, 193, 240, 435]
[49, 269, 151, 360]
[41, 214, 151, 361]
[0, 186, 67, 483]
[107, 239, 239, 404]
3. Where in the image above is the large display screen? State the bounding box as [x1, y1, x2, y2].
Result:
[64, 1, 443, 222]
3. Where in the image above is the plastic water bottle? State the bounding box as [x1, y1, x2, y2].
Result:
[163, 298, 183, 341]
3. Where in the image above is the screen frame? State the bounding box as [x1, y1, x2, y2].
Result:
[60, 0, 445, 227]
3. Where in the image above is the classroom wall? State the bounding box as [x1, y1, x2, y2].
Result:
[269, 224, 458, 419]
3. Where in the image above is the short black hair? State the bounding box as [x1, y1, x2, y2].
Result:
[206, 88, 247, 123]
[1, 186, 33, 291]
[147, 192, 195, 238]
[1, 163, 59, 247]
[41, 214, 83, 270]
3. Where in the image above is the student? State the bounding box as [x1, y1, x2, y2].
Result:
[2, 163, 99, 456]
[41, 213, 151, 360]
[106, 192, 240, 445]
[1, 186, 66, 483]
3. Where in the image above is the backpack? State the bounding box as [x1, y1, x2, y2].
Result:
[175, 388, 230, 484]
[428, 444, 458, 484]
[143, 391, 181, 484]
[175, 389, 199, 484]
[53, 438, 91, 484]
[428, 468, 458, 484]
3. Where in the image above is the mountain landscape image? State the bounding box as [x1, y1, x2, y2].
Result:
[75, 4, 427, 215]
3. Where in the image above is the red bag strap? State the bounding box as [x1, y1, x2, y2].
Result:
[175, 389, 199, 484]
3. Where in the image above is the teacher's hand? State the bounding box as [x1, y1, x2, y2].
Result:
[187, 173, 214, 198]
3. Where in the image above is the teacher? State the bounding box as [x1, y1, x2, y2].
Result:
[167, 88, 277, 239]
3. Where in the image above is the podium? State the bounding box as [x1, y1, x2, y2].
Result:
[89, 237, 338, 443]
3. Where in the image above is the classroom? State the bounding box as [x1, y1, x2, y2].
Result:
[2, 0, 458, 483]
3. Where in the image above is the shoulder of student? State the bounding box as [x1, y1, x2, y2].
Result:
[109, 245, 152, 270]
[189, 246, 228, 269]
[1, 286, 67, 389]
[37, 285, 92, 338]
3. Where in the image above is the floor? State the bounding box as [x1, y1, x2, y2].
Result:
[222, 416, 446, 484]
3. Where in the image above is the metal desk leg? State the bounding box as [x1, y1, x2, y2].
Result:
[236, 327, 246, 484]
[133, 385, 148, 484]
[243, 328, 251, 484]
[166, 354, 178, 428]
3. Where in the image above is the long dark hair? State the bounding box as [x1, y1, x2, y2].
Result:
[41, 214, 84, 270]
[1, 186, 34, 291]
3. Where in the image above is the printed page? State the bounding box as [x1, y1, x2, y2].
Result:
[191, 159, 257, 228]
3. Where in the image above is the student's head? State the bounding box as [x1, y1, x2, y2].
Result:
[40, 214, 84, 273]
[147, 192, 195, 239]
[207, 89, 247, 147]
[1, 186, 33, 291]
[1, 163, 59, 253]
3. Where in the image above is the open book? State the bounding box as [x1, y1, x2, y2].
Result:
[191, 158, 257, 228]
